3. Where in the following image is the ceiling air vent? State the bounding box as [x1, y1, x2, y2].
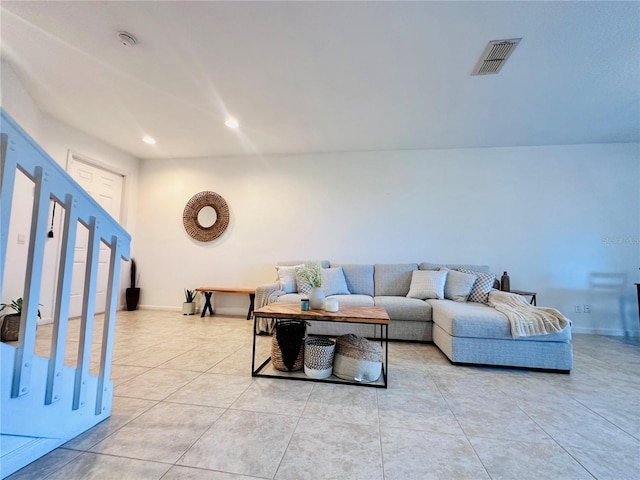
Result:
[471, 38, 521, 75]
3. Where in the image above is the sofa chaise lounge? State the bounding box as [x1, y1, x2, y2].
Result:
[255, 261, 573, 372]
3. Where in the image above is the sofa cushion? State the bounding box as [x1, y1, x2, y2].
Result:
[327, 294, 374, 307]
[406, 270, 447, 300]
[439, 268, 477, 302]
[374, 296, 432, 322]
[433, 323, 573, 371]
[420, 263, 490, 273]
[374, 264, 418, 296]
[276, 293, 305, 303]
[458, 268, 496, 304]
[321, 267, 351, 296]
[428, 299, 571, 342]
[276, 264, 303, 293]
[333, 264, 374, 296]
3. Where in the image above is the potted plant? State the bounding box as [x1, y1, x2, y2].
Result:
[183, 289, 197, 315]
[125, 258, 140, 311]
[297, 262, 325, 309]
[0, 298, 41, 342]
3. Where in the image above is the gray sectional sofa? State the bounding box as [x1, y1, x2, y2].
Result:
[255, 261, 573, 372]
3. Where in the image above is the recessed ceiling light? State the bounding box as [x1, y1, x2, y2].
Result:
[142, 136, 156, 145]
[225, 118, 239, 129]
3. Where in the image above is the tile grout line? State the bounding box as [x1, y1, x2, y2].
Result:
[375, 385, 386, 480]
[270, 381, 316, 480]
[507, 383, 609, 480]
[435, 381, 495, 480]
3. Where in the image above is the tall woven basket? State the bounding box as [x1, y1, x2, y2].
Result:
[271, 319, 306, 372]
[304, 336, 336, 379]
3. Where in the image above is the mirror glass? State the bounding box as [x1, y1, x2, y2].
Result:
[197, 206, 217, 228]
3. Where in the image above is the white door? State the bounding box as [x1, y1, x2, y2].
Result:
[68, 156, 124, 317]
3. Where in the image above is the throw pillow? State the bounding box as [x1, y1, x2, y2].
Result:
[276, 264, 302, 293]
[321, 267, 351, 296]
[295, 266, 314, 295]
[406, 270, 447, 300]
[439, 268, 477, 302]
[458, 268, 496, 304]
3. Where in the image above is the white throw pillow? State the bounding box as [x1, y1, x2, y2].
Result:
[439, 268, 477, 302]
[406, 270, 447, 300]
[276, 264, 303, 293]
[321, 267, 351, 296]
[458, 268, 496, 304]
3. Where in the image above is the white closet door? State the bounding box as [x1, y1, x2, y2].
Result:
[68, 157, 124, 317]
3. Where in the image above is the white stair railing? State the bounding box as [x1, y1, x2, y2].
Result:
[0, 110, 131, 477]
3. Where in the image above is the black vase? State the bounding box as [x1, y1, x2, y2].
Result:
[125, 288, 140, 311]
[500, 272, 511, 292]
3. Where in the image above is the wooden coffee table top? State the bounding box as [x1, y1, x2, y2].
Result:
[253, 303, 389, 325]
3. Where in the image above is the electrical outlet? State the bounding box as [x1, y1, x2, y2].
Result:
[575, 305, 582, 313]
[583, 304, 591, 313]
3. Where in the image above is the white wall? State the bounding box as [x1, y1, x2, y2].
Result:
[0, 61, 42, 141]
[136, 145, 640, 336]
[1, 61, 140, 321]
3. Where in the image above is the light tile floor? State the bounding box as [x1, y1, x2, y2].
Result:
[8, 310, 640, 480]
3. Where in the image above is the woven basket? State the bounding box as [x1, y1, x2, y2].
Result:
[304, 337, 336, 379]
[271, 319, 306, 372]
[333, 334, 382, 383]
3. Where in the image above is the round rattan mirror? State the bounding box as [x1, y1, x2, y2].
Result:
[183, 191, 230, 242]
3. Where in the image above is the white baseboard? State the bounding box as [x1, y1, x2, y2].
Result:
[136, 305, 247, 317]
[137, 305, 181, 312]
[571, 326, 639, 337]
[213, 307, 247, 316]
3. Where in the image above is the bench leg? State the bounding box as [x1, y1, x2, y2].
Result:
[247, 293, 255, 320]
[201, 292, 214, 317]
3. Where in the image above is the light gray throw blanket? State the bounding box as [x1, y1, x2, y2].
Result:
[254, 286, 283, 334]
[488, 290, 570, 338]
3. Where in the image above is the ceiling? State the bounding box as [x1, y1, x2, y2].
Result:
[1, 1, 638, 160]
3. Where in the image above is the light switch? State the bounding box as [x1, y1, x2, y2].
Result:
[17, 234, 25, 244]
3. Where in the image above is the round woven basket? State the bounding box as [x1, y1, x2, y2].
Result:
[271, 320, 306, 372]
[304, 337, 336, 379]
[333, 334, 382, 383]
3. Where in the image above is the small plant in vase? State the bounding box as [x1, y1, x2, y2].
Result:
[297, 262, 325, 309]
[125, 259, 140, 311]
[183, 289, 197, 315]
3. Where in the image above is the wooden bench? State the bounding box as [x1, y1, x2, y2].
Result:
[195, 287, 256, 320]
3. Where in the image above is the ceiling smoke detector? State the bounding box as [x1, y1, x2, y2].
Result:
[117, 31, 137, 47]
[471, 38, 521, 75]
